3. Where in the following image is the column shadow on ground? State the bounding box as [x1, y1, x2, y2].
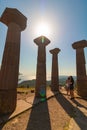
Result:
[53, 91, 87, 130]
[26, 97, 51, 130]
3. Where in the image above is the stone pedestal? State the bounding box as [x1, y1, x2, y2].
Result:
[0, 8, 27, 114]
[50, 48, 60, 91]
[72, 40, 87, 97]
[34, 36, 50, 97]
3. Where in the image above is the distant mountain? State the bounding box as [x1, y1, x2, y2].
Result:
[18, 79, 36, 87]
[18, 75, 76, 87]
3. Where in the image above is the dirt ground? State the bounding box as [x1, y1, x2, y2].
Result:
[0, 89, 87, 130]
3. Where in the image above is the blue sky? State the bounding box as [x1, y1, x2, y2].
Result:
[0, 0, 87, 80]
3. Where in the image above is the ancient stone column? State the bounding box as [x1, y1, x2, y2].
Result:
[0, 8, 27, 114]
[72, 40, 87, 97]
[34, 36, 50, 97]
[50, 48, 60, 91]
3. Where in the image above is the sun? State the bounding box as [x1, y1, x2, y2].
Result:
[35, 21, 51, 37]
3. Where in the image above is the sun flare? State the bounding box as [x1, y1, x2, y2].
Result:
[35, 22, 51, 37]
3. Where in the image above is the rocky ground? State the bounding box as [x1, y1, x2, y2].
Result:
[0, 88, 87, 130]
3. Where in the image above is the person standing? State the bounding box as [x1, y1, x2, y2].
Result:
[68, 76, 74, 99]
[65, 78, 70, 95]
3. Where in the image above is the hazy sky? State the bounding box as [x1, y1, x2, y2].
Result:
[0, 0, 87, 80]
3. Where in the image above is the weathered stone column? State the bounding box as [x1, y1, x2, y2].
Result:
[0, 8, 27, 114]
[72, 40, 87, 97]
[34, 36, 50, 97]
[50, 48, 60, 91]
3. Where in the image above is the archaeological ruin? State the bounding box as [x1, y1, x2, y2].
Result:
[50, 48, 60, 91]
[34, 36, 50, 97]
[72, 40, 87, 97]
[0, 8, 27, 114]
[0, 7, 87, 115]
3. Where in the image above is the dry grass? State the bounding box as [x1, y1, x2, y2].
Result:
[17, 86, 50, 93]
[17, 87, 35, 93]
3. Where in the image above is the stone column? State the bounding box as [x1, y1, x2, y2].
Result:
[50, 48, 60, 91]
[34, 36, 50, 97]
[0, 8, 27, 114]
[72, 40, 87, 97]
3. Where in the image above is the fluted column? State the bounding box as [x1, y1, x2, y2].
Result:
[50, 48, 60, 91]
[0, 8, 27, 114]
[72, 40, 87, 96]
[34, 36, 50, 97]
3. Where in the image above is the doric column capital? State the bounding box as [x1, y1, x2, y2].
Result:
[34, 35, 50, 46]
[0, 7, 27, 31]
[72, 40, 87, 49]
[50, 48, 60, 54]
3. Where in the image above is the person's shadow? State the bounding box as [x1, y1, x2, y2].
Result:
[72, 98, 87, 110]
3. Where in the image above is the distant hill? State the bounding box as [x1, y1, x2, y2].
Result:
[18, 75, 76, 87]
[18, 79, 36, 87]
